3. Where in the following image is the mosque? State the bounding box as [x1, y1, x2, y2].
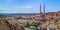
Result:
[35, 4, 46, 22]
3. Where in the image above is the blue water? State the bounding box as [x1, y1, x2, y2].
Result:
[0, 13, 39, 16]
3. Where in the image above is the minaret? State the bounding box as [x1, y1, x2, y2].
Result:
[43, 4, 46, 22]
[43, 4, 45, 15]
[40, 4, 42, 14]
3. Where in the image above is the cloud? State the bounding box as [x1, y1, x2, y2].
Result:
[24, 5, 32, 8]
[0, 5, 35, 13]
[13, 5, 33, 10]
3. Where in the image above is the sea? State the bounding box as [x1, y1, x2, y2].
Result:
[0, 13, 39, 16]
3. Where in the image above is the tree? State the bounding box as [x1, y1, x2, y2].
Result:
[31, 22, 38, 28]
[25, 22, 30, 28]
[20, 25, 24, 30]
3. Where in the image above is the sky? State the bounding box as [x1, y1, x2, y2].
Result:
[0, 0, 60, 13]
